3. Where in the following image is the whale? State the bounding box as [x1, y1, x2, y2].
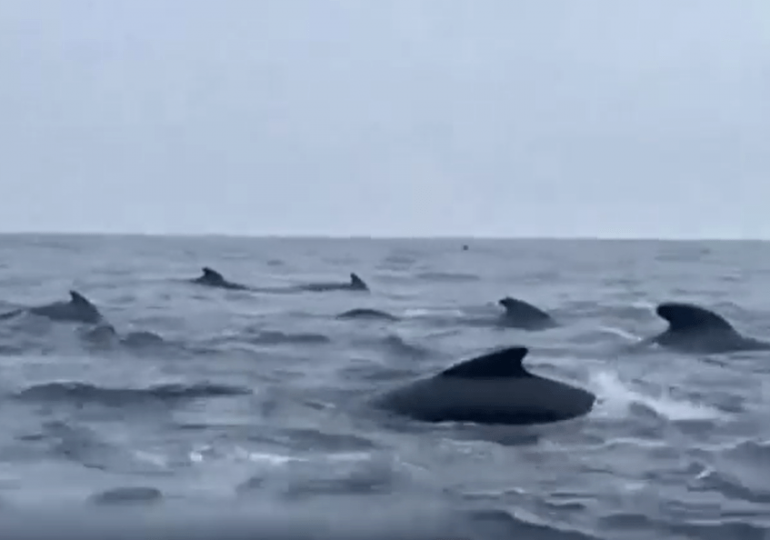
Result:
[497, 296, 557, 330]
[0, 290, 104, 324]
[190, 267, 250, 291]
[296, 273, 369, 292]
[373, 346, 595, 426]
[81, 324, 165, 349]
[640, 302, 770, 354]
[336, 308, 399, 321]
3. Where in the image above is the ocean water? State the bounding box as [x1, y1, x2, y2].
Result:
[1, 234, 770, 539]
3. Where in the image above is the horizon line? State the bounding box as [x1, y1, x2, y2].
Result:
[0, 230, 767, 242]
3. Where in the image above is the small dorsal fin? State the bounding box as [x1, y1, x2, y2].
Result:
[69, 290, 90, 305]
[439, 346, 531, 379]
[498, 296, 550, 319]
[202, 267, 223, 280]
[350, 273, 367, 289]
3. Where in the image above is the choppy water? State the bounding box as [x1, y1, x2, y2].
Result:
[1, 234, 770, 539]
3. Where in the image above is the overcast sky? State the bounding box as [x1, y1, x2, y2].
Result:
[0, 1, 768, 238]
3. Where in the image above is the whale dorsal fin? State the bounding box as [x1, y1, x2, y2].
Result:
[498, 296, 550, 319]
[350, 273, 367, 289]
[439, 346, 532, 379]
[656, 302, 735, 332]
[202, 267, 224, 281]
[69, 290, 91, 306]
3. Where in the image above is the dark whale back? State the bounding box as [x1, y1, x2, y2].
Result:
[191, 267, 249, 290]
[649, 302, 770, 353]
[375, 346, 595, 426]
[656, 302, 735, 333]
[297, 273, 370, 292]
[0, 291, 102, 323]
[336, 308, 398, 321]
[26, 290, 104, 324]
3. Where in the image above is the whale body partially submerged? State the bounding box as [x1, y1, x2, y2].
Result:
[296, 273, 369, 292]
[0, 290, 104, 325]
[374, 346, 595, 426]
[336, 308, 398, 321]
[81, 324, 165, 349]
[643, 302, 770, 354]
[190, 267, 250, 291]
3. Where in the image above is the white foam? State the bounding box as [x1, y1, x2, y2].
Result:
[589, 370, 721, 422]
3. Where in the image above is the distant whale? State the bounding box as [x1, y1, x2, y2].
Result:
[0, 290, 104, 324]
[640, 302, 770, 354]
[373, 346, 595, 426]
[296, 273, 369, 292]
[81, 324, 165, 349]
[336, 308, 399, 321]
[497, 296, 557, 330]
[190, 267, 250, 291]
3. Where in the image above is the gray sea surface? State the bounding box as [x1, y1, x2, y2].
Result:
[1, 234, 770, 540]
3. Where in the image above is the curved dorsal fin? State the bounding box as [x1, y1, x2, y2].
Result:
[69, 290, 90, 305]
[202, 267, 224, 280]
[439, 346, 531, 379]
[656, 302, 735, 332]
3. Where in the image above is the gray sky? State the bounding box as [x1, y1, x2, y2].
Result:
[1, 1, 768, 238]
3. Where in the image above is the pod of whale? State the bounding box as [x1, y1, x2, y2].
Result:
[0, 290, 104, 325]
[497, 296, 557, 330]
[9, 259, 770, 437]
[373, 346, 595, 425]
[640, 302, 770, 354]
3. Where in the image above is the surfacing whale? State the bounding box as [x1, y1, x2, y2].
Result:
[640, 302, 770, 354]
[0, 290, 104, 324]
[497, 296, 557, 330]
[296, 273, 369, 292]
[336, 308, 399, 321]
[373, 346, 595, 425]
[190, 267, 250, 291]
[81, 324, 165, 350]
